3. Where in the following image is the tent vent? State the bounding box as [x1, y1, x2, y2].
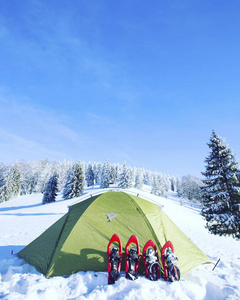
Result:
[106, 213, 117, 221]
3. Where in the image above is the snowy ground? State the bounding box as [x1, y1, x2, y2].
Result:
[0, 186, 239, 300]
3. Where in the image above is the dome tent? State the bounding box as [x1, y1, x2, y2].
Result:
[18, 191, 210, 278]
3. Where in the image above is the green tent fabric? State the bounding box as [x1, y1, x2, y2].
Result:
[18, 191, 210, 278]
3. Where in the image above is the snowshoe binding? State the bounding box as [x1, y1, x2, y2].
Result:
[107, 234, 122, 284]
[161, 241, 180, 282]
[125, 235, 140, 280]
[143, 240, 161, 281]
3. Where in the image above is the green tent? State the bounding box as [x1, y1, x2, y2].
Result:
[18, 191, 210, 278]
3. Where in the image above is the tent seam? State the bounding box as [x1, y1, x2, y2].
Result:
[125, 192, 162, 250]
[45, 212, 71, 278]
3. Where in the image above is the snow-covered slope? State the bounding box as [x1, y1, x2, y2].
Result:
[0, 187, 239, 300]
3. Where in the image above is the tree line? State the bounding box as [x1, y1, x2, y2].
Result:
[0, 159, 201, 204]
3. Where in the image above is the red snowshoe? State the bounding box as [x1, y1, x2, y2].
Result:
[142, 240, 161, 281]
[125, 235, 140, 280]
[161, 241, 180, 282]
[107, 234, 122, 284]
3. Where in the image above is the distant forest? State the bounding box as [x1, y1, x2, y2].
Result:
[0, 159, 202, 203]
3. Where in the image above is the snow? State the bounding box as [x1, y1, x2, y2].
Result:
[1, 187, 240, 300]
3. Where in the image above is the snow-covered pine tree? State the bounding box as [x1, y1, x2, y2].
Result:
[55, 160, 72, 192]
[170, 176, 177, 192]
[109, 164, 118, 185]
[0, 163, 7, 202]
[151, 173, 160, 196]
[176, 176, 183, 197]
[18, 161, 29, 195]
[85, 163, 94, 187]
[115, 164, 121, 182]
[0, 163, 5, 188]
[143, 169, 151, 185]
[100, 160, 111, 188]
[63, 170, 74, 199]
[151, 173, 167, 197]
[118, 162, 132, 189]
[6, 163, 21, 199]
[163, 175, 171, 194]
[201, 130, 240, 238]
[182, 175, 203, 202]
[17, 161, 37, 195]
[28, 160, 44, 193]
[135, 169, 143, 189]
[130, 167, 137, 185]
[80, 161, 86, 186]
[0, 185, 9, 202]
[35, 159, 51, 193]
[63, 162, 84, 199]
[42, 173, 58, 204]
[93, 162, 102, 184]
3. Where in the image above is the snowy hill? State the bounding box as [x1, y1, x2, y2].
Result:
[0, 187, 239, 300]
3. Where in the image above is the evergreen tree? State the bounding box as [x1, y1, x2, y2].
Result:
[170, 176, 177, 192]
[130, 167, 137, 185]
[176, 176, 183, 197]
[85, 163, 95, 187]
[93, 162, 102, 184]
[135, 169, 143, 189]
[115, 164, 121, 182]
[42, 173, 58, 204]
[201, 131, 240, 238]
[151, 173, 167, 197]
[143, 169, 151, 185]
[118, 162, 132, 189]
[17, 161, 36, 195]
[36, 159, 51, 193]
[28, 160, 44, 193]
[163, 175, 171, 193]
[0, 163, 6, 188]
[182, 175, 203, 202]
[0, 185, 9, 203]
[63, 162, 84, 199]
[55, 160, 72, 192]
[6, 163, 21, 199]
[100, 160, 111, 188]
[109, 164, 118, 184]
[151, 174, 160, 196]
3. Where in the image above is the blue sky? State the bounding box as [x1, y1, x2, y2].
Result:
[0, 0, 240, 177]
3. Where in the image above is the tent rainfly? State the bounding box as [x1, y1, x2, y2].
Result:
[18, 191, 210, 278]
